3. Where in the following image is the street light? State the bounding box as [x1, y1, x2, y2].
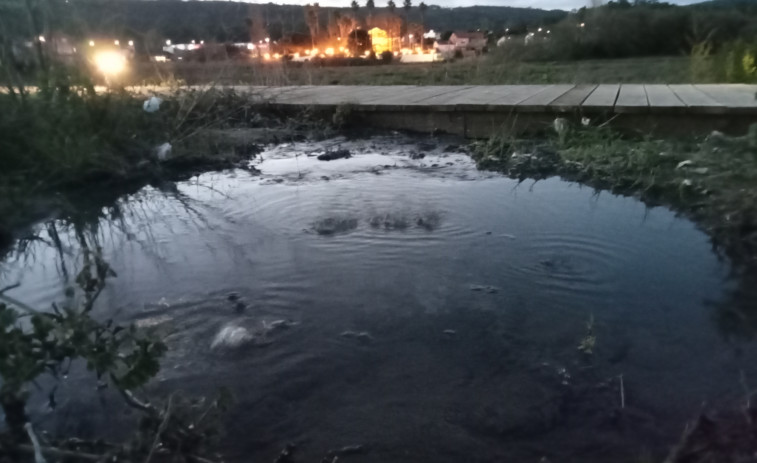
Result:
[128, 40, 134, 46]
[89, 40, 95, 46]
[166, 39, 171, 45]
[114, 40, 120, 45]
[38, 35, 46, 43]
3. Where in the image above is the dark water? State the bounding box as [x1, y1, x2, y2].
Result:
[3, 134, 756, 462]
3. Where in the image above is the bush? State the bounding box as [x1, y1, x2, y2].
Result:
[380, 50, 394, 63]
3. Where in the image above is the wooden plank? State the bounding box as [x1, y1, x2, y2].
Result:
[405, 86, 475, 106]
[362, 86, 457, 105]
[515, 85, 574, 112]
[443, 85, 542, 110]
[644, 85, 685, 113]
[695, 85, 757, 113]
[615, 84, 648, 113]
[490, 85, 550, 106]
[581, 84, 619, 111]
[550, 84, 598, 112]
[668, 85, 724, 114]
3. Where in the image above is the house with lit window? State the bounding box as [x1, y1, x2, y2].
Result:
[449, 31, 486, 52]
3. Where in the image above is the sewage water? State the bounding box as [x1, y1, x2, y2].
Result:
[2, 134, 756, 462]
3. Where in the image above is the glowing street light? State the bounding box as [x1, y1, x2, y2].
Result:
[128, 40, 134, 46]
[89, 40, 95, 46]
[265, 37, 270, 43]
[200, 40, 204, 44]
[94, 50, 127, 77]
[114, 40, 120, 45]
[38, 35, 46, 42]
[580, 23, 585, 27]
[538, 27, 542, 32]
[166, 39, 171, 45]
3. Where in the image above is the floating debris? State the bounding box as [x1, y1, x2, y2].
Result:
[211, 324, 254, 350]
[234, 301, 246, 314]
[317, 149, 351, 161]
[274, 443, 296, 463]
[264, 319, 298, 333]
[443, 329, 457, 336]
[312, 217, 359, 235]
[227, 292, 240, 302]
[469, 284, 499, 294]
[340, 331, 374, 342]
[326, 444, 364, 457]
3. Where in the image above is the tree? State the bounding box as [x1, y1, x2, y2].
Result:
[366, 0, 375, 25]
[419, 1, 427, 49]
[304, 4, 319, 48]
[403, 0, 412, 44]
[387, 0, 396, 14]
[351, 0, 360, 15]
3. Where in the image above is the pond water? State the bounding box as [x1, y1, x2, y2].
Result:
[2, 134, 757, 462]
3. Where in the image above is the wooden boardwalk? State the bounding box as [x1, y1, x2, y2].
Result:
[248, 84, 757, 136]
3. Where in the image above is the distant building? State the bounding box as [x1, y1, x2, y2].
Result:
[434, 40, 455, 54]
[449, 31, 486, 52]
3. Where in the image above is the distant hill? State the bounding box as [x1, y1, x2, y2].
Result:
[688, 0, 757, 13]
[50, 1, 567, 44]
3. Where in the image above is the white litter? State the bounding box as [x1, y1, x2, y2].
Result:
[211, 324, 254, 350]
[155, 142, 172, 161]
[676, 160, 694, 169]
[143, 96, 163, 113]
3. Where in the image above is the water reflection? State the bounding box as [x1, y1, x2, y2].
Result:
[2, 134, 757, 462]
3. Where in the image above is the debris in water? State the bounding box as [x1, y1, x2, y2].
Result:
[410, 152, 426, 160]
[234, 301, 246, 314]
[211, 324, 254, 350]
[340, 331, 374, 342]
[469, 284, 499, 294]
[327, 445, 364, 457]
[264, 319, 298, 333]
[416, 211, 441, 231]
[443, 329, 457, 336]
[227, 292, 240, 302]
[312, 217, 359, 235]
[274, 443, 296, 463]
[317, 149, 351, 161]
[676, 160, 694, 169]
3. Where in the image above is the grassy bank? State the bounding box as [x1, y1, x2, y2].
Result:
[0, 86, 332, 252]
[471, 123, 757, 270]
[131, 55, 694, 86]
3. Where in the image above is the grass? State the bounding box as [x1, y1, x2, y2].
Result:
[0, 84, 320, 251]
[130, 55, 695, 86]
[471, 123, 757, 270]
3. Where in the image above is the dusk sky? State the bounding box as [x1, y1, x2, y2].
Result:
[259, 0, 705, 11]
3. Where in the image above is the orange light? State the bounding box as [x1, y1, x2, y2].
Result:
[325, 47, 335, 56]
